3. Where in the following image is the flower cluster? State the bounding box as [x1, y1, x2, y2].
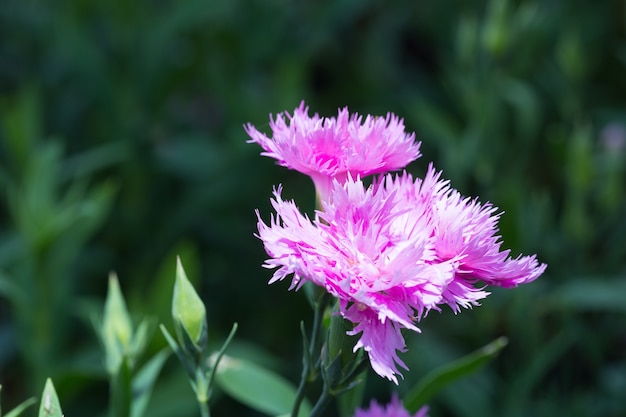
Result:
[354, 394, 429, 417]
[247, 102, 546, 383]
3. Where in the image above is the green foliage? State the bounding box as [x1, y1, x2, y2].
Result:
[4, 399, 37, 417]
[404, 337, 508, 413]
[214, 355, 311, 417]
[130, 350, 170, 417]
[0, 385, 37, 417]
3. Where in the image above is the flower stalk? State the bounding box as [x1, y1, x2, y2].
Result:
[291, 290, 332, 417]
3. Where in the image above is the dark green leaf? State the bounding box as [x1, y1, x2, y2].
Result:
[215, 355, 311, 417]
[130, 350, 170, 417]
[404, 337, 508, 412]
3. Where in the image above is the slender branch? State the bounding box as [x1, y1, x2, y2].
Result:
[291, 362, 310, 417]
[309, 293, 331, 360]
[309, 388, 332, 417]
[198, 398, 210, 417]
[291, 292, 332, 417]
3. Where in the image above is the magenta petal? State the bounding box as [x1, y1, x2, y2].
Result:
[255, 161, 546, 383]
[245, 101, 421, 201]
[354, 393, 430, 417]
[342, 304, 410, 384]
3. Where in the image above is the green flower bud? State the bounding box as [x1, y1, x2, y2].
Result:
[102, 273, 133, 373]
[39, 378, 63, 417]
[172, 257, 207, 350]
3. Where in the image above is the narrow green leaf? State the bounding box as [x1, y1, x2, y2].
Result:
[159, 324, 195, 378]
[37, 379, 63, 417]
[215, 355, 311, 417]
[207, 323, 238, 394]
[404, 337, 508, 413]
[5, 397, 37, 417]
[130, 350, 170, 417]
[159, 324, 182, 357]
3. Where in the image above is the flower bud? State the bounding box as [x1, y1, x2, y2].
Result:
[102, 273, 132, 373]
[172, 257, 207, 350]
[39, 378, 63, 417]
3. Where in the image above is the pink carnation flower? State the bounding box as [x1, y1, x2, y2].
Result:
[256, 165, 546, 383]
[245, 101, 421, 201]
[354, 394, 429, 417]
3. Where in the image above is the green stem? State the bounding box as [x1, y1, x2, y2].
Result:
[110, 359, 131, 417]
[195, 370, 211, 417]
[291, 293, 332, 417]
[199, 398, 210, 417]
[291, 364, 310, 417]
[309, 389, 332, 417]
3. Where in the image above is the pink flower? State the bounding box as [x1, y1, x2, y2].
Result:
[354, 393, 429, 417]
[245, 101, 421, 201]
[256, 165, 546, 383]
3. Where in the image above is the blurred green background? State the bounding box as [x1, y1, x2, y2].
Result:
[1, 0, 625, 416]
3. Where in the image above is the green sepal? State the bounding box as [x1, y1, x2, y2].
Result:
[321, 345, 343, 388]
[324, 308, 362, 391]
[174, 316, 207, 360]
[321, 345, 367, 397]
[404, 336, 509, 412]
[37, 379, 63, 417]
[337, 353, 368, 390]
[160, 324, 197, 379]
[327, 309, 350, 365]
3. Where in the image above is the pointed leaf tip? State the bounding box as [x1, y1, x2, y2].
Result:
[102, 272, 133, 373]
[38, 379, 63, 417]
[172, 257, 207, 348]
